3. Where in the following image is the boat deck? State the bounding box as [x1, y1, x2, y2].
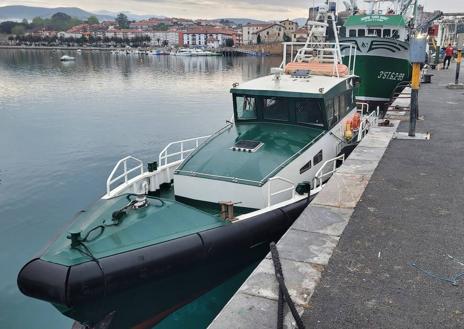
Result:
[42, 194, 227, 266]
[176, 122, 325, 186]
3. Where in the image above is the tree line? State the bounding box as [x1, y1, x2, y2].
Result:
[0, 12, 133, 35]
[9, 34, 153, 47]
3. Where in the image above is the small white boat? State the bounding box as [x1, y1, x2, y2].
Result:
[173, 48, 194, 56]
[60, 55, 75, 61]
[76, 49, 82, 54]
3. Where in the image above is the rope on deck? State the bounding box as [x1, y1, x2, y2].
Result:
[270, 242, 306, 329]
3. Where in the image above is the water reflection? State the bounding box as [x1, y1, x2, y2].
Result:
[0, 49, 280, 329]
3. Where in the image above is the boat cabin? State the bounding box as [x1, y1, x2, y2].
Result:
[173, 73, 357, 210]
[232, 75, 355, 130]
[344, 15, 408, 41]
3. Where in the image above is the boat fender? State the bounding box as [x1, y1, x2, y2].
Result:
[352, 113, 361, 131]
[295, 181, 311, 195]
[344, 119, 353, 141]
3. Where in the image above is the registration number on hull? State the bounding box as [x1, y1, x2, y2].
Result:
[377, 71, 406, 81]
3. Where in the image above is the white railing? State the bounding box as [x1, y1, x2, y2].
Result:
[356, 102, 370, 114]
[312, 154, 345, 192]
[280, 42, 357, 78]
[158, 135, 210, 167]
[267, 176, 295, 207]
[357, 106, 379, 143]
[106, 156, 144, 196]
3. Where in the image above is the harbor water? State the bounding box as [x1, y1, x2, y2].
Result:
[0, 49, 281, 328]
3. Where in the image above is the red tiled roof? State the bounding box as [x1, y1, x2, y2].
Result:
[254, 23, 285, 34]
[184, 27, 235, 35]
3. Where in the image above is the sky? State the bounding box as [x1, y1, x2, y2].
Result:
[0, 0, 462, 20]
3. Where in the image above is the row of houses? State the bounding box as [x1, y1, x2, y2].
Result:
[27, 18, 308, 47]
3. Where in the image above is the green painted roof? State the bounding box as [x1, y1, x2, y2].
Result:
[176, 122, 325, 186]
[344, 15, 406, 27]
[41, 196, 226, 266]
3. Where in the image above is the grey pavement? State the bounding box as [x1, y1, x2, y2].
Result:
[302, 65, 464, 328]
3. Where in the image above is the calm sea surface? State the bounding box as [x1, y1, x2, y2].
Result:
[0, 49, 281, 328]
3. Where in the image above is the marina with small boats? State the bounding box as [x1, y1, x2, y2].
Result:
[3, 0, 464, 328]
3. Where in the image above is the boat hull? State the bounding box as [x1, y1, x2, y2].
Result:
[341, 37, 411, 109]
[18, 198, 308, 327]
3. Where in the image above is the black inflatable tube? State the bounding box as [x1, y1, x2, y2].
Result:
[17, 198, 308, 307]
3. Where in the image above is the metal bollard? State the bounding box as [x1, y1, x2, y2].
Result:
[409, 35, 426, 137]
[447, 49, 464, 89]
[455, 49, 462, 85]
[409, 63, 421, 137]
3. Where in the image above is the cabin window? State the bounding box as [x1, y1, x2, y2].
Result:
[349, 29, 356, 37]
[313, 150, 323, 165]
[326, 98, 335, 127]
[383, 29, 391, 37]
[236, 96, 257, 120]
[333, 97, 340, 124]
[263, 97, 289, 121]
[345, 91, 354, 111]
[392, 30, 399, 39]
[295, 99, 324, 127]
[299, 160, 312, 174]
[339, 94, 347, 116]
[358, 29, 365, 37]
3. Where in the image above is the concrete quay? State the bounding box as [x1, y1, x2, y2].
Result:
[209, 66, 464, 329]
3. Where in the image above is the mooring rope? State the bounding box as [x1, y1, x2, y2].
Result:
[409, 261, 464, 286]
[270, 242, 306, 329]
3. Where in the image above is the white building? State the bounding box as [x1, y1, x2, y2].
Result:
[105, 29, 144, 39]
[280, 19, 298, 34]
[242, 24, 268, 45]
[146, 31, 180, 46]
[57, 31, 82, 39]
[182, 27, 234, 48]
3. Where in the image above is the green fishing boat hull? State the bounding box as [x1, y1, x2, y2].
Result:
[341, 37, 411, 109]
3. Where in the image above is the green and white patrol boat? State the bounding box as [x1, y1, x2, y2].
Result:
[341, 0, 415, 111]
[18, 9, 376, 329]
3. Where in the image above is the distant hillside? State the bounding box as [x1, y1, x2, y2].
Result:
[214, 18, 268, 25]
[0, 5, 114, 22]
[293, 17, 308, 26]
[94, 10, 166, 21]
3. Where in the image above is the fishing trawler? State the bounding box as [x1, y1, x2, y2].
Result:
[340, 0, 414, 112]
[18, 7, 377, 329]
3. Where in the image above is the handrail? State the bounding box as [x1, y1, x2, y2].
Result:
[356, 102, 370, 114]
[158, 135, 210, 167]
[357, 106, 379, 143]
[267, 176, 295, 207]
[313, 154, 345, 191]
[280, 42, 357, 77]
[106, 156, 144, 196]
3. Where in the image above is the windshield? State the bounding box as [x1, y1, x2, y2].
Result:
[235, 96, 257, 120]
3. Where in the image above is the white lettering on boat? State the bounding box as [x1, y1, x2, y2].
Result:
[377, 71, 406, 81]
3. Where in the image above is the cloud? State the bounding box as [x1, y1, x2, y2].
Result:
[2, 0, 464, 19]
